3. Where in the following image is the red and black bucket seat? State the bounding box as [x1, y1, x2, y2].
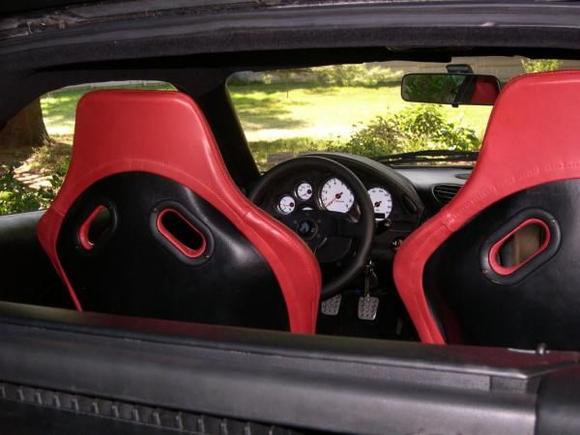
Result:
[38, 90, 321, 333]
[394, 71, 580, 350]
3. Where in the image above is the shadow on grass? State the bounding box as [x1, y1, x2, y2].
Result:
[228, 82, 311, 95]
[42, 93, 80, 131]
[229, 82, 402, 132]
[231, 94, 308, 131]
[300, 82, 400, 97]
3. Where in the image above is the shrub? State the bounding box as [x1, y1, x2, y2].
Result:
[0, 165, 59, 215]
[0, 143, 69, 215]
[331, 116, 403, 157]
[332, 105, 480, 158]
[394, 105, 480, 152]
[25, 141, 71, 178]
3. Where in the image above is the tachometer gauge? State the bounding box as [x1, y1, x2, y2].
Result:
[368, 187, 393, 221]
[296, 182, 313, 200]
[320, 178, 355, 213]
[277, 195, 296, 215]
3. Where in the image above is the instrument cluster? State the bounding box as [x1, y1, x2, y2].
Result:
[275, 177, 394, 222]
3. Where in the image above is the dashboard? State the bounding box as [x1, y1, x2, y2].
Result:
[249, 152, 473, 301]
[251, 152, 473, 262]
[251, 153, 429, 263]
[394, 166, 471, 213]
[273, 177, 394, 222]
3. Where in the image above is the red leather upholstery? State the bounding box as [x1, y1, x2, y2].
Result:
[37, 90, 321, 333]
[394, 71, 580, 344]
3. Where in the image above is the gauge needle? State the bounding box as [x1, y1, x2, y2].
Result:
[325, 191, 343, 208]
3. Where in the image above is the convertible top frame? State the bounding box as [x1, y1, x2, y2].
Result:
[3, 1, 580, 185]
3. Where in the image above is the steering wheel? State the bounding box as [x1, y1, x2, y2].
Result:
[250, 156, 375, 299]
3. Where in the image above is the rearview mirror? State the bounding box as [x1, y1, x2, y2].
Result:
[401, 73, 501, 106]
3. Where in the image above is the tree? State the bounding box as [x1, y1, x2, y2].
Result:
[0, 98, 50, 149]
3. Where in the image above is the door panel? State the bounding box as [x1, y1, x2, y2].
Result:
[0, 302, 579, 434]
[0, 211, 69, 308]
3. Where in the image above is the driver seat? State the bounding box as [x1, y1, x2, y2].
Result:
[37, 90, 321, 332]
[394, 71, 580, 350]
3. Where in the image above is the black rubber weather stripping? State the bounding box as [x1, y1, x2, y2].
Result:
[0, 381, 301, 435]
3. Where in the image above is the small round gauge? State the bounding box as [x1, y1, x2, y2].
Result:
[368, 187, 393, 221]
[277, 195, 296, 215]
[320, 177, 355, 213]
[296, 182, 313, 201]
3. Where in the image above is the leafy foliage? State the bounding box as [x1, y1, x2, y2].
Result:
[26, 142, 71, 178]
[331, 105, 480, 158]
[310, 65, 401, 87]
[0, 165, 60, 215]
[0, 143, 69, 215]
[230, 64, 402, 88]
[521, 59, 563, 73]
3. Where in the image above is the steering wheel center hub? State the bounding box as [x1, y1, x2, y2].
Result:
[297, 219, 317, 239]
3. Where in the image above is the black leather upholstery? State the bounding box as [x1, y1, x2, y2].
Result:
[57, 172, 289, 330]
[0, 212, 69, 308]
[425, 180, 580, 350]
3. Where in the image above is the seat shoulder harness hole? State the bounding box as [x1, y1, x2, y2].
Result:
[488, 218, 551, 276]
[78, 205, 113, 250]
[156, 208, 207, 258]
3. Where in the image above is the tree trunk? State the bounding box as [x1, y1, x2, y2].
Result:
[0, 99, 50, 149]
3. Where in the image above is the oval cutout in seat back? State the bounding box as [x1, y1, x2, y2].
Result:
[79, 205, 113, 250]
[156, 209, 206, 258]
[489, 218, 550, 276]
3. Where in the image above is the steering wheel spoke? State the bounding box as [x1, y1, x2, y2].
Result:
[333, 214, 366, 239]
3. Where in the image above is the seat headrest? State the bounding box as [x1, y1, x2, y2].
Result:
[53, 90, 233, 216]
[444, 70, 580, 231]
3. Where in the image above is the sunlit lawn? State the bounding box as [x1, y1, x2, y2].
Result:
[41, 82, 492, 143]
[230, 83, 492, 143]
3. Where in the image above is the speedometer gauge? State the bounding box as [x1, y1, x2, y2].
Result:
[320, 178, 355, 213]
[277, 195, 296, 215]
[368, 187, 393, 221]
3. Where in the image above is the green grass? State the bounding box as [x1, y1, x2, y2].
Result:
[228, 82, 492, 142]
[41, 82, 492, 142]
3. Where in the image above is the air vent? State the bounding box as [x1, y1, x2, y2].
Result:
[433, 184, 462, 205]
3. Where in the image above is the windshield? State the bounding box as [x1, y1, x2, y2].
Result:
[227, 57, 567, 170]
